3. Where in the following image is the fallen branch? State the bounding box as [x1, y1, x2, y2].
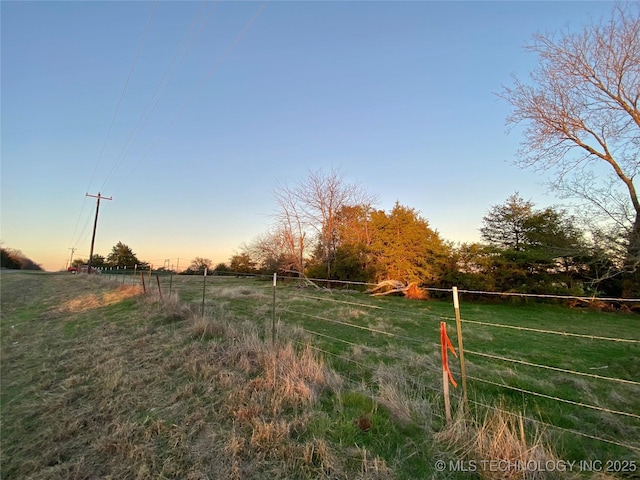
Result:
[366, 280, 427, 299]
[366, 280, 407, 296]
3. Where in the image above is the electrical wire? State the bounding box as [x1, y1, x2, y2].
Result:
[87, 1, 159, 194]
[67, 2, 158, 260]
[111, 1, 268, 196]
[100, 1, 217, 194]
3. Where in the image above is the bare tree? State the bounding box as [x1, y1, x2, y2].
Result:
[500, 3, 640, 269]
[296, 168, 376, 277]
[244, 228, 301, 274]
[272, 168, 376, 278]
[189, 257, 212, 274]
[272, 179, 309, 275]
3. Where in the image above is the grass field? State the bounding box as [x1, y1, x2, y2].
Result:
[2, 271, 639, 479]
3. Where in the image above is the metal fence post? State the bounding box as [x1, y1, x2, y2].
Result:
[140, 272, 146, 293]
[156, 275, 163, 300]
[201, 268, 207, 316]
[452, 286, 468, 411]
[272, 272, 277, 345]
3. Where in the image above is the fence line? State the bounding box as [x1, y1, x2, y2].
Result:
[300, 290, 453, 321]
[458, 288, 640, 303]
[300, 327, 442, 373]
[295, 273, 640, 303]
[103, 267, 639, 303]
[293, 294, 384, 310]
[300, 328, 389, 354]
[297, 339, 447, 399]
[467, 375, 640, 420]
[277, 279, 640, 456]
[299, 325, 639, 452]
[464, 349, 640, 386]
[298, 340, 375, 373]
[460, 318, 640, 343]
[151, 272, 638, 390]
[280, 307, 429, 346]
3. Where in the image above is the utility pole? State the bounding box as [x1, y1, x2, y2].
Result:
[86, 192, 112, 273]
[67, 247, 77, 269]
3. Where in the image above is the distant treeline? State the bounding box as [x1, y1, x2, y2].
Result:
[1, 247, 43, 271]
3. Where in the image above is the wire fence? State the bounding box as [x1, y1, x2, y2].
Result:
[100, 268, 640, 457]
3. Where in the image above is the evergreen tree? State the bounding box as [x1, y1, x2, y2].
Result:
[106, 242, 141, 268]
[368, 202, 450, 284]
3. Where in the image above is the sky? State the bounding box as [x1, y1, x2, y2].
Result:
[1, 0, 616, 272]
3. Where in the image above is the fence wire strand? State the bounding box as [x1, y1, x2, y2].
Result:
[465, 349, 640, 386]
[467, 375, 640, 420]
[280, 307, 429, 346]
[294, 339, 446, 398]
[458, 288, 640, 303]
[298, 327, 443, 376]
[466, 398, 640, 453]
[461, 318, 640, 343]
[293, 294, 384, 310]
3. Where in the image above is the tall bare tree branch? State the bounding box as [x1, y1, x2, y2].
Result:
[500, 3, 640, 269]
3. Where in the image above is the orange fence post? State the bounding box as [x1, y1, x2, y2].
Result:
[440, 321, 458, 423]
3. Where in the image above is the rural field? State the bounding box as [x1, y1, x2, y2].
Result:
[1, 271, 638, 479]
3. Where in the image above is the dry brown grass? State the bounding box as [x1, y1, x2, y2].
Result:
[216, 285, 269, 300]
[2, 273, 370, 479]
[190, 315, 228, 339]
[373, 363, 432, 426]
[436, 406, 573, 480]
[225, 338, 343, 423]
[56, 284, 143, 313]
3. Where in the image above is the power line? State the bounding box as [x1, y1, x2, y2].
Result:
[86, 1, 159, 194]
[70, 203, 94, 249]
[111, 1, 268, 195]
[69, 2, 158, 256]
[100, 1, 217, 194]
[68, 196, 89, 250]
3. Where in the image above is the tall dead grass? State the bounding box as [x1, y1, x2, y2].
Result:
[373, 363, 433, 426]
[436, 406, 573, 480]
[142, 288, 354, 478]
[56, 284, 143, 313]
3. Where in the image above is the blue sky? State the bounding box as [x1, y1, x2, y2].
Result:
[1, 1, 615, 271]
